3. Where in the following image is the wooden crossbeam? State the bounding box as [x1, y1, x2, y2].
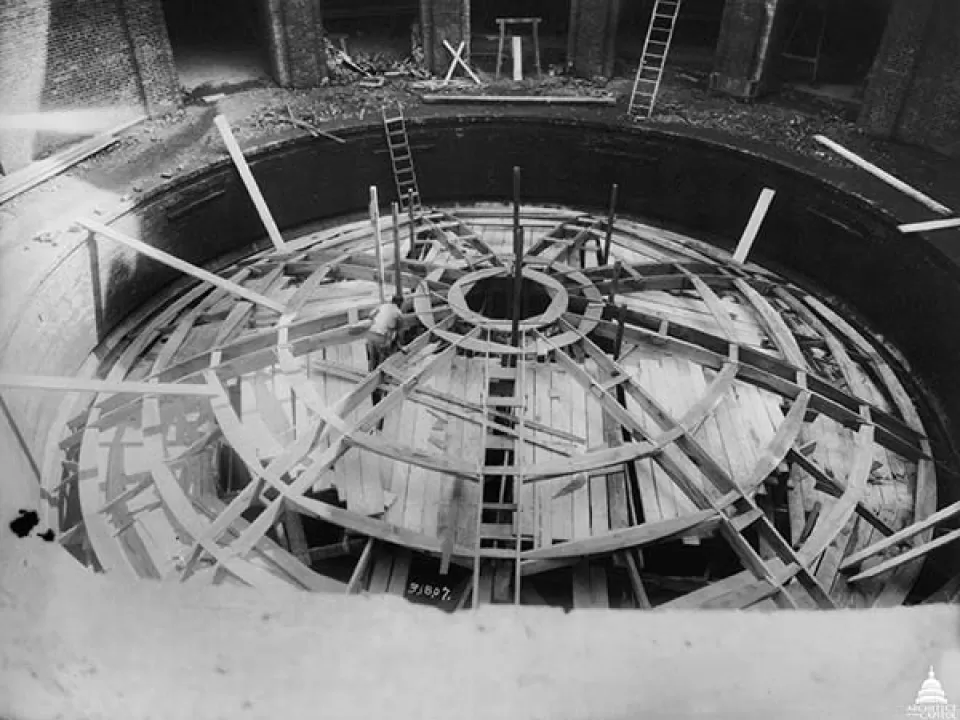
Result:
[77, 218, 286, 313]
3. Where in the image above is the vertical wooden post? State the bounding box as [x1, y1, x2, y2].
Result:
[603, 183, 619, 264]
[369, 186, 386, 303]
[511, 166, 524, 349]
[392, 202, 403, 300]
[408, 190, 416, 259]
[213, 115, 286, 252]
[609, 260, 621, 305]
[614, 304, 627, 359]
[512, 36, 523, 81]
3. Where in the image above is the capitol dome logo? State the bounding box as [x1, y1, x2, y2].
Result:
[906, 667, 958, 719]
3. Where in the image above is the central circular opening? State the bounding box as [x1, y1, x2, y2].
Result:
[465, 276, 552, 321]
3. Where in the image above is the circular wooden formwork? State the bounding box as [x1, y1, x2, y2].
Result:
[50, 204, 938, 610]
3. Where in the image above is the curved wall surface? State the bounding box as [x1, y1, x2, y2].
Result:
[3, 114, 959, 531]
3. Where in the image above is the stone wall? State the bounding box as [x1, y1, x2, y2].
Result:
[860, 0, 960, 156]
[569, 0, 620, 78]
[710, 0, 790, 99]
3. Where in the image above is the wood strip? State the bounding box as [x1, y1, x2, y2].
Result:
[848, 527, 960, 583]
[0, 374, 219, 397]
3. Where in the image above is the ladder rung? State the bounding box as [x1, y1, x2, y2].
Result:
[479, 523, 517, 541]
[486, 434, 517, 450]
[483, 503, 518, 512]
[487, 396, 524, 407]
[487, 365, 518, 380]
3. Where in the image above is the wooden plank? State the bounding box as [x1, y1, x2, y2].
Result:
[367, 546, 394, 594]
[0, 115, 143, 205]
[813, 135, 952, 215]
[522, 509, 718, 560]
[77, 218, 286, 312]
[213, 114, 287, 251]
[840, 497, 960, 572]
[899, 217, 960, 234]
[387, 548, 413, 595]
[422, 94, 616, 105]
[346, 538, 375, 594]
[549, 367, 574, 542]
[0, 374, 219, 397]
[848, 527, 960, 583]
[732, 189, 776, 264]
[569, 370, 591, 541]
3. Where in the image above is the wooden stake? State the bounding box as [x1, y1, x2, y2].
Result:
[512, 36, 523, 81]
[604, 183, 618, 264]
[814, 135, 952, 215]
[213, 114, 286, 252]
[77, 218, 286, 313]
[733, 188, 776, 264]
[511, 166, 524, 348]
[0, 374, 220, 397]
[899, 217, 960, 234]
[614, 304, 627, 359]
[392, 202, 403, 300]
[609, 260, 622, 305]
[408, 190, 416, 256]
[369, 186, 386, 304]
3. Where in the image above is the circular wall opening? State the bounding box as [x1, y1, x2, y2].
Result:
[465, 276, 552, 321]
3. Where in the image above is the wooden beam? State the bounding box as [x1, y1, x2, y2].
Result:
[421, 94, 616, 105]
[0, 373, 219, 397]
[813, 135, 951, 215]
[77, 218, 286, 313]
[840, 497, 960, 573]
[521, 510, 719, 561]
[848, 527, 960, 584]
[899, 217, 960, 234]
[732, 188, 776, 264]
[213, 114, 287, 251]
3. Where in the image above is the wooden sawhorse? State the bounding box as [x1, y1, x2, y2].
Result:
[495, 17, 542, 80]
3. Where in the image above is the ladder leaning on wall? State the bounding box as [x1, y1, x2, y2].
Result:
[627, 0, 683, 119]
[382, 107, 423, 216]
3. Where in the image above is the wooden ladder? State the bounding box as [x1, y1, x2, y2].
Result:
[382, 107, 423, 215]
[627, 0, 683, 119]
[471, 338, 527, 607]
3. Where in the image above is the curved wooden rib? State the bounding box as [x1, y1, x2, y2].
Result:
[77, 420, 138, 578]
[204, 328, 477, 567]
[679, 266, 738, 342]
[738, 390, 811, 495]
[803, 292, 937, 604]
[140, 396, 295, 591]
[571, 306, 925, 460]
[734, 278, 805, 367]
[521, 509, 719, 561]
[797, 413, 876, 565]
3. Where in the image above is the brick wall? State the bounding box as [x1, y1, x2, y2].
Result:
[0, 0, 179, 174]
[860, 0, 960, 155]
